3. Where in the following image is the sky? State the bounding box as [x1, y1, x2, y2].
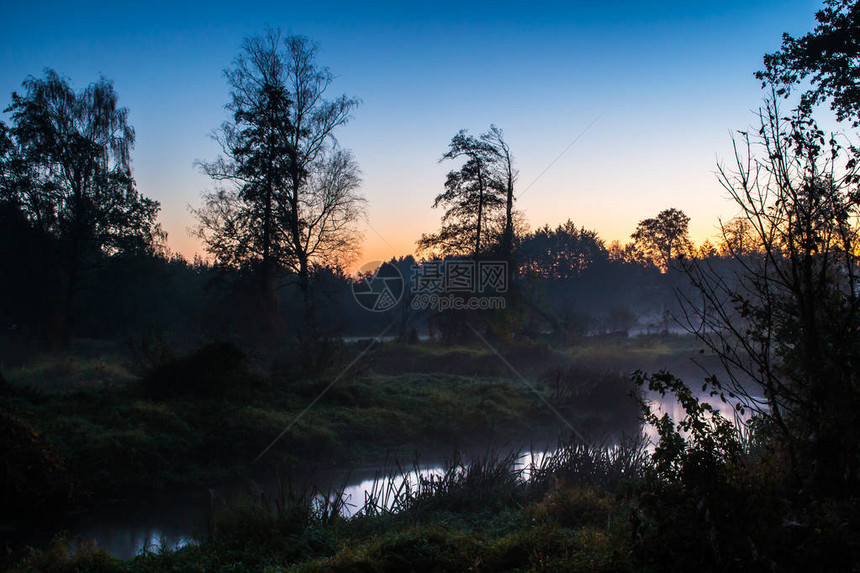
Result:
[0, 0, 828, 266]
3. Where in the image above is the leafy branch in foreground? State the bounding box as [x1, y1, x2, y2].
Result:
[678, 93, 860, 494]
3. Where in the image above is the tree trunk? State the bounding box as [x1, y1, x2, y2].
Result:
[502, 156, 515, 288]
[62, 178, 85, 348]
[475, 163, 485, 259]
[288, 168, 318, 370]
[257, 151, 283, 336]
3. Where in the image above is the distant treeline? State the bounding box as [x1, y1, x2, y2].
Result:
[0, 209, 747, 361]
[0, 32, 750, 359]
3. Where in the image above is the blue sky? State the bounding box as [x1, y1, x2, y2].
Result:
[0, 0, 826, 263]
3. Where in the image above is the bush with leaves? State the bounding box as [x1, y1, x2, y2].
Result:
[630, 371, 792, 571]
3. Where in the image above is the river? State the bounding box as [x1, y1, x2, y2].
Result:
[2, 384, 755, 560]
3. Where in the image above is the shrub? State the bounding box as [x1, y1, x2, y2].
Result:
[630, 370, 790, 571]
[0, 410, 74, 517]
[9, 536, 120, 573]
[140, 341, 263, 400]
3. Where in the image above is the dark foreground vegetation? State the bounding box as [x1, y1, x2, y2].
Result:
[8, 373, 860, 573]
[0, 336, 647, 517]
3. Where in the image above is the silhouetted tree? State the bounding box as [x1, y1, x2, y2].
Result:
[632, 208, 691, 270]
[2, 70, 163, 340]
[281, 35, 363, 336]
[0, 121, 11, 171]
[695, 239, 719, 259]
[717, 216, 757, 257]
[519, 220, 606, 279]
[193, 32, 363, 340]
[758, 0, 860, 126]
[607, 240, 642, 264]
[682, 95, 860, 494]
[482, 125, 518, 260]
[418, 128, 508, 258]
[193, 30, 296, 331]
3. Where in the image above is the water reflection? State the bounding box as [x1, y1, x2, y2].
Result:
[2, 491, 208, 559]
[641, 387, 756, 446]
[5, 389, 756, 559]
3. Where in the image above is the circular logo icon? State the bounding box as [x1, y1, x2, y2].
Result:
[352, 260, 404, 312]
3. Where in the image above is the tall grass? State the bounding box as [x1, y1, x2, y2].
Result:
[528, 434, 650, 491]
[209, 434, 649, 535]
[9, 436, 651, 571]
[184, 436, 650, 571]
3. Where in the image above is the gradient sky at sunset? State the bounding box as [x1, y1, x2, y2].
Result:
[1, 0, 828, 266]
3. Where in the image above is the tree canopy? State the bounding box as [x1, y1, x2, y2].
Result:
[3, 70, 163, 257]
[1, 70, 163, 340]
[194, 30, 296, 280]
[418, 126, 515, 259]
[519, 220, 606, 279]
[631, 208, 691, 270]
[193, 30, 364, 342]
[758, 0, 860, 125]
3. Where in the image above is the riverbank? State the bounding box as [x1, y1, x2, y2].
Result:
[11, 425, 856, 573]
[10, 439, 648, 572]
[1, 335, 663, 518]
[5, 334, 858, 572]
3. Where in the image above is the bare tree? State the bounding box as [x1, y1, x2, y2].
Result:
[193, 31, 363, 336]
[280, 36, 362, 333]
[680, 94, 860, 492]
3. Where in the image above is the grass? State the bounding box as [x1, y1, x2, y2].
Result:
[368, 338, 566, 377]
[9, 437, 647, 572]
[6, 354, 135, 391]
[8, 337, 857, 572]
[9, 537, 122, 573]
[1, 334, 702, 570]
[1, 336, 655, 509]
[8, 336, 860, 573]
[563, 332, 705, 364]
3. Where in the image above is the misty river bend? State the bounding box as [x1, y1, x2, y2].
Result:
[4, 388, 748, 559]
